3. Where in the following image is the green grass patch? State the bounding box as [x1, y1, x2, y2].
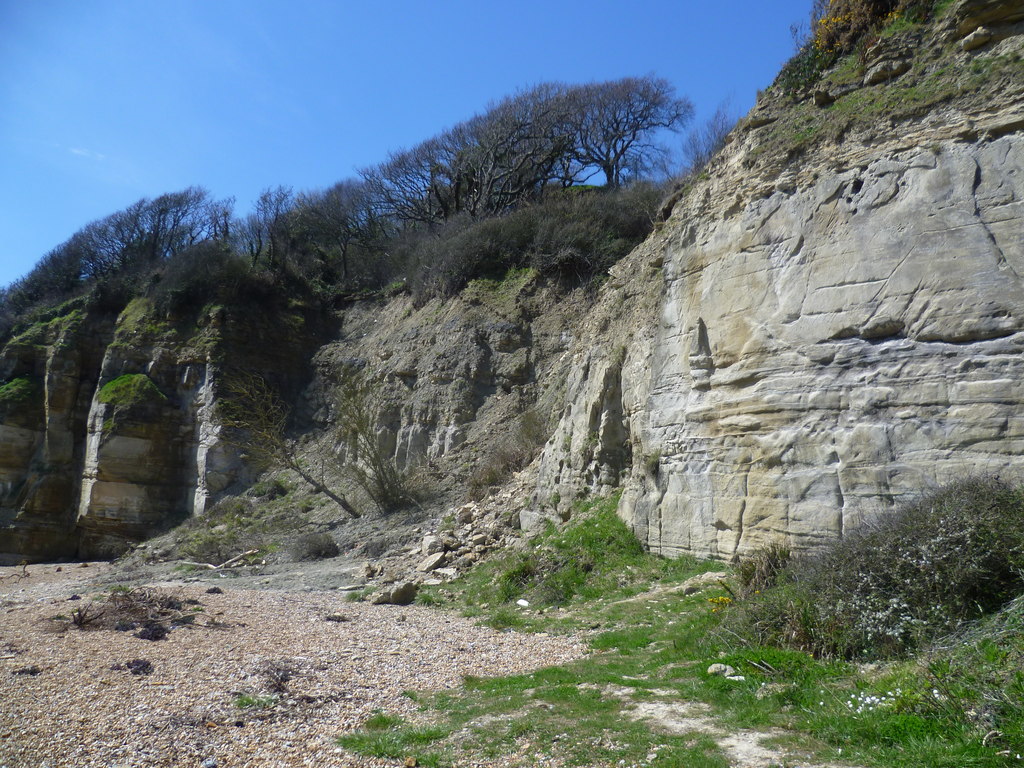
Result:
[420, 493, 716, 624]
[337, 716, 449, 765]
[0, 376, 41, 408]
[97, 373, 167, 409]
[373, 487, 1024, 767]
[235, 694, 277, 709]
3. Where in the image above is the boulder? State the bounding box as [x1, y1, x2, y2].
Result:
[371, 582, 418, 606]
[421, 534, 444, 556]
[416, 552, 447, 573]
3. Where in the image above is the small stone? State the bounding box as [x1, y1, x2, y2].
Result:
[725, 674, 746, 682]
[205, 586, 224, 594]
[707, 663, 736, 677]
[202, 759, 218, 768]
[516, 599, 530, 607]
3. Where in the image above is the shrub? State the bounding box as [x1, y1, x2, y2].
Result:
[406, 183, 662, 302]
[737, 540, 791, 596]
[0, 376, 41, 408]
[290, 532, 340, 561]
[468, 408, 550, 500]
[775, 0, 941, 93]
[249, 477, 291, 499]
[734, 478, 1024, 658]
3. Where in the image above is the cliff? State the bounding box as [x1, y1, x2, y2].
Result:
[536, 0, 1024, 557]
[2, 0, 1022, 562]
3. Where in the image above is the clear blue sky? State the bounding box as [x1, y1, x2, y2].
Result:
[0, 0, 811, 288]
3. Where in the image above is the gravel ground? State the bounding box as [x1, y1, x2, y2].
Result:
[0, 562, 586, 768]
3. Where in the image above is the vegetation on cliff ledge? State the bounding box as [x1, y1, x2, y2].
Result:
[0, 75, 700, 345]
[97, 373, 167, 410]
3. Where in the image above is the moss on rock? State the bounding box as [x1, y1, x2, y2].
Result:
[97, 374, 167, 409]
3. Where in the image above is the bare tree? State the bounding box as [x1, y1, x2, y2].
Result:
[239, 186, 294, 269]
[333, 371, 416, 511]
[565, 76, 694, 187]
[678, 102, 737, 178]
[217, 371, 361, 519]
[292, 180, 386, 284]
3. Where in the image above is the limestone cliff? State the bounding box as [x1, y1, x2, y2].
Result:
[0, 296, 327, 561]
[533, 0, 1024, 558]
[2, 0, 1022, 563]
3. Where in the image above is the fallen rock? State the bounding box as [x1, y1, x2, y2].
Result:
[707, 663, 737, 677]
[961, 25, 993, 50]
[812, 89, 834, 107]
[864, 58, 912, 85]
[371, 582, 418, 606]
[421, 534, 444, 556]
[681, 571, 731, 595]
[416, 552, 447, 573]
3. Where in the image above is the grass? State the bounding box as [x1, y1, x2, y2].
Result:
[97, 373, 167, 409]
[334, 490, 1024, 768]
[7, 304, 86, 349]
[235, 694, 278, 709]
[0, 376, 42, 411]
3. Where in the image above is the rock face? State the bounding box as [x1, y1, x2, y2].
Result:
[623, 137, 1024, 558]
[531, 0, 1024, 557]
[0, 299, 320, 562]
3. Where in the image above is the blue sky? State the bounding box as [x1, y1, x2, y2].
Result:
[0, 0, 811, 288]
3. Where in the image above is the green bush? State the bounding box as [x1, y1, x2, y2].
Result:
[734, 478, 1024, 658]
[737, 539, 791, 596]
[406, 183, 662, 301]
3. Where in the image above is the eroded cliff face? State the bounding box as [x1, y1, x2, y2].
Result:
[0, 298, 324, 561]
[625, 136, 1024, 558]
[2, 0, 1021, 563]
[533, 0, 1024, 558]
